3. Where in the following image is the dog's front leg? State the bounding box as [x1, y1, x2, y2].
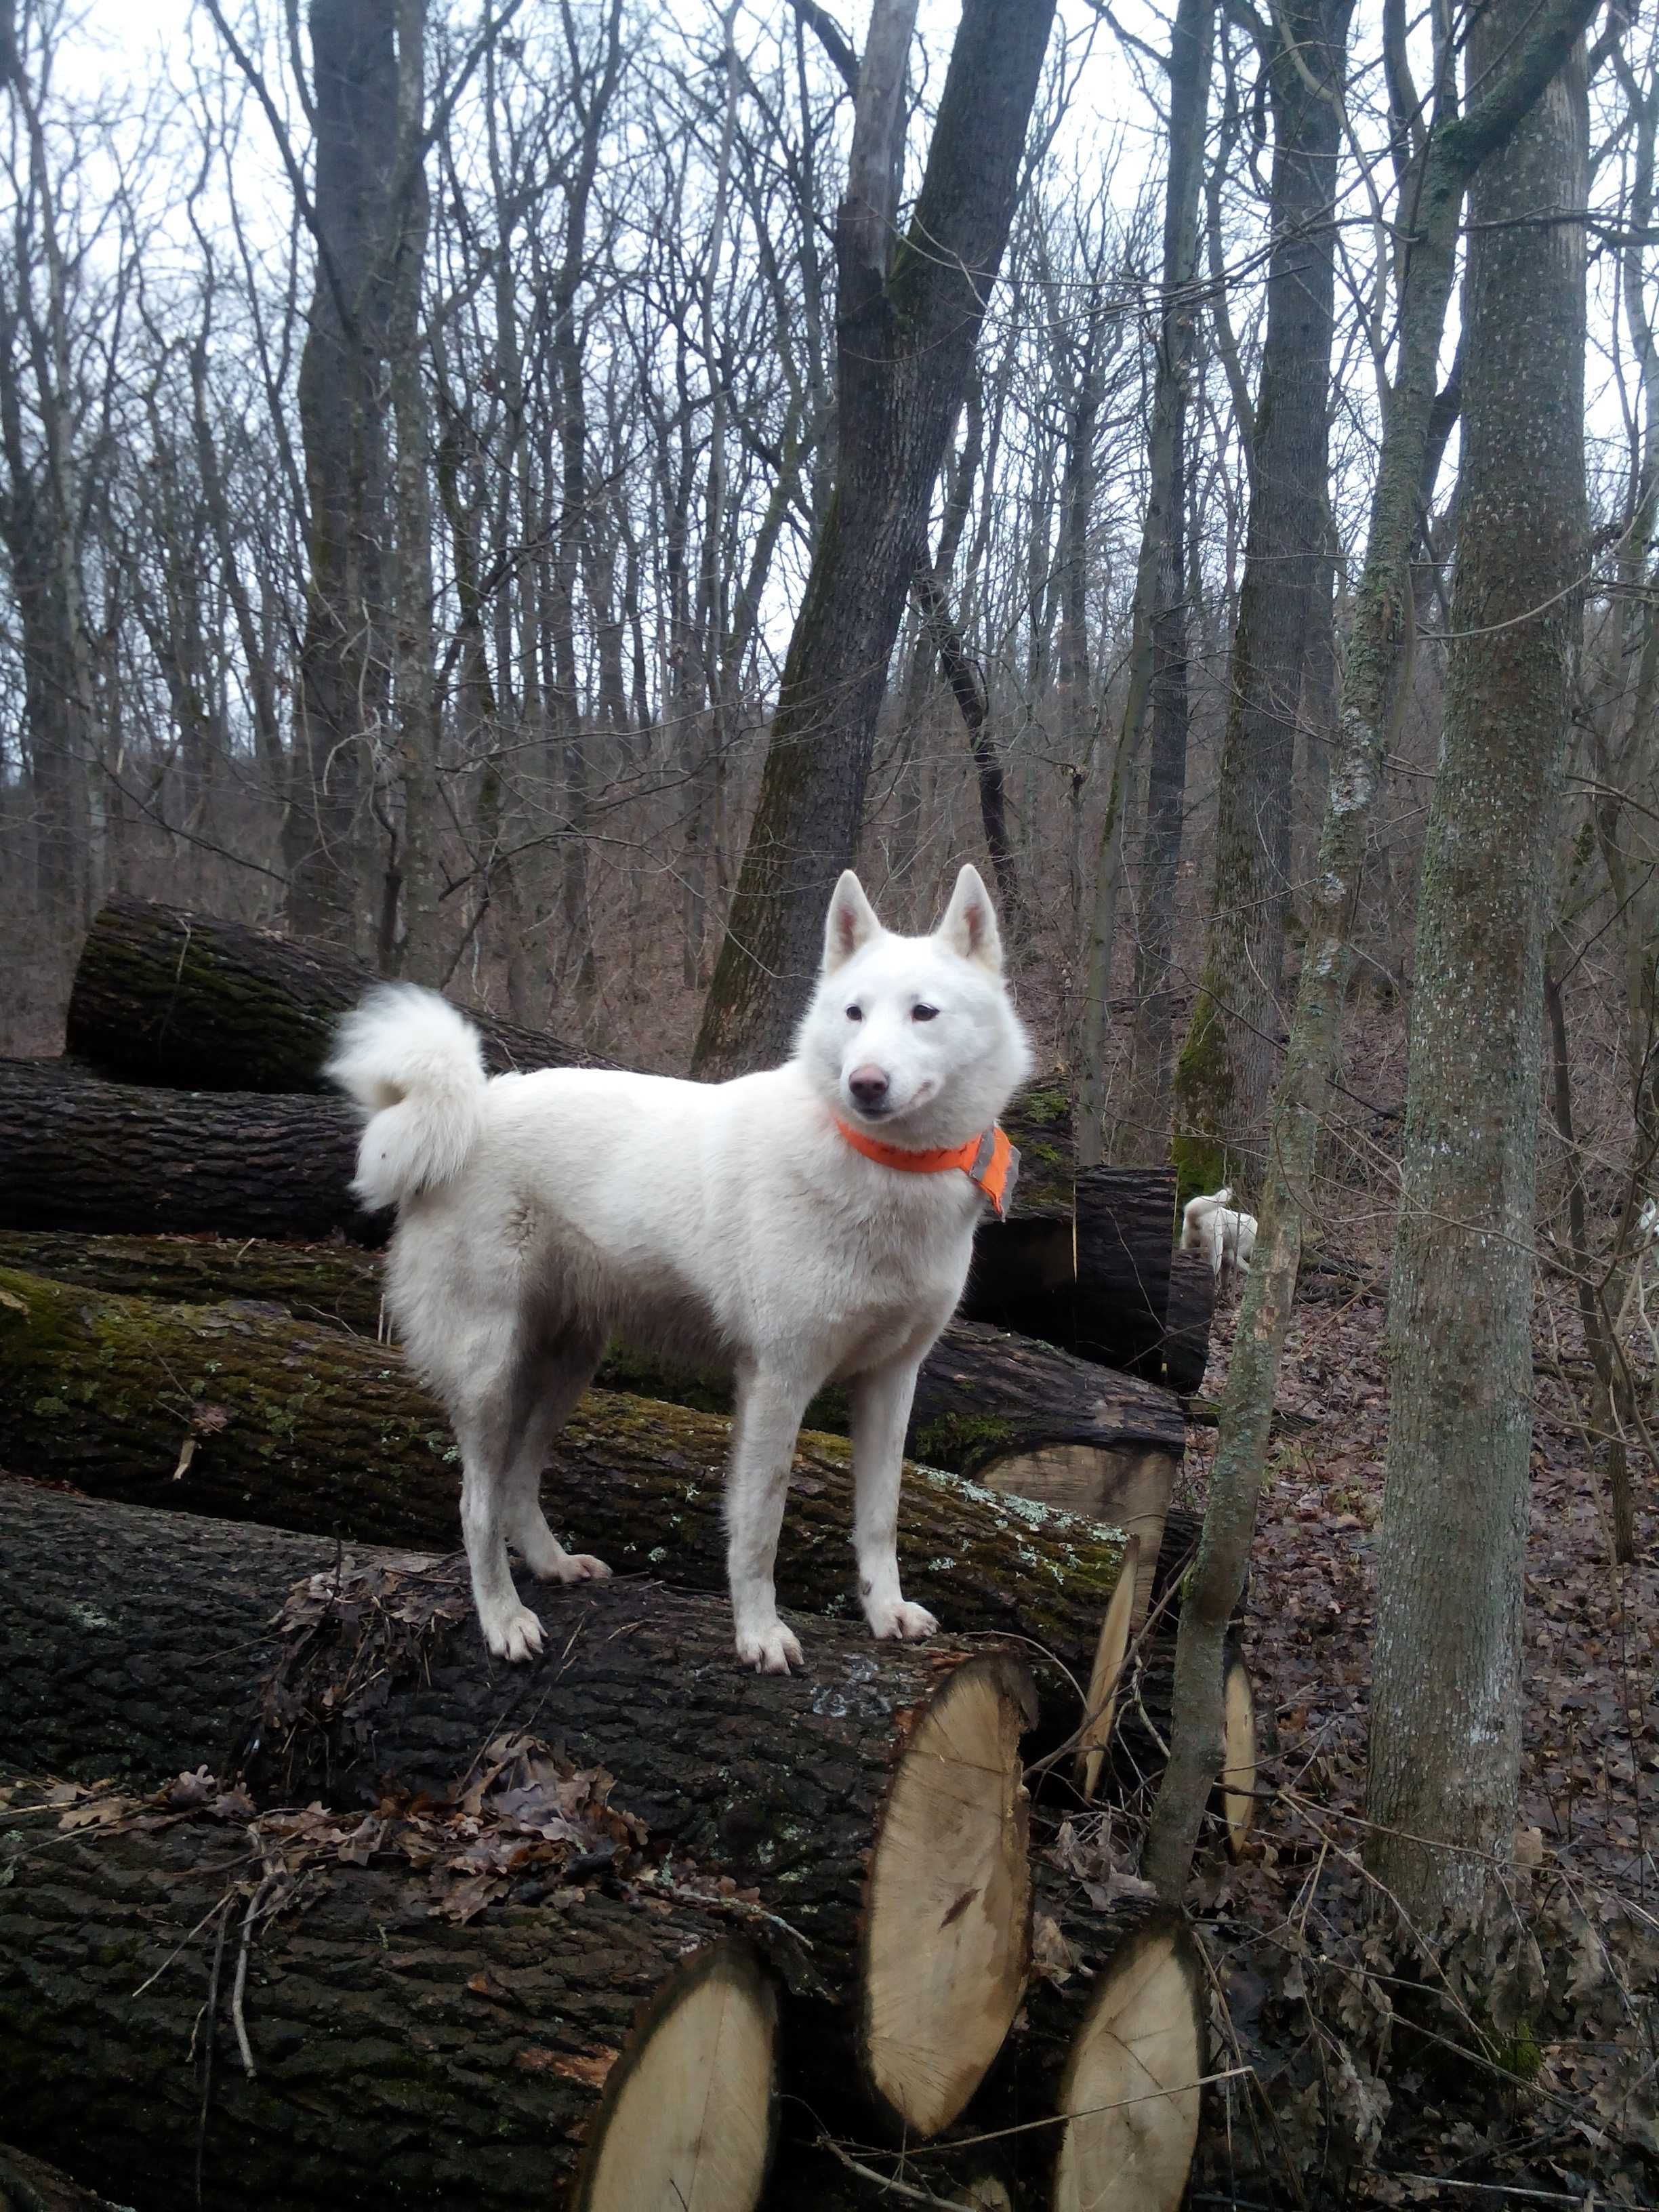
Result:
[726, 1369, 814, 1673]
[851, 1355, 938, 1645]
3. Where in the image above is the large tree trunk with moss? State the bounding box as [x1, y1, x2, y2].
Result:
[0, 1481, 1037, 2143]
[64, 896, 608, 1092]
[1171, 0, 1353, 1206]
[1367, 14, 1587, 1933]
[0, 1783, 777, 2212]
[0, 1267, 1136, 1699]
[691, 0, 1055, 1078]
[0, 1062, 371, 1241]
[1142, 0, 1601, 1902]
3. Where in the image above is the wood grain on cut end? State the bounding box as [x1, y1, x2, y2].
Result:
[577, 1942, 776, 2212]
[1077, 1533, 1141, 1803]
[979, 1443, 1174, 1626]
[1052, 1915, 1206, 2212]
[1221, 1656, 1258, 1858]
[861, 1656, 1035, 2139]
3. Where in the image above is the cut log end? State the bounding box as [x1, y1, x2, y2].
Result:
[577, 1940, 777, 2212]
[1052, 1913, 1207, 2212]
[1077, 1533, 1141, 1803]
[861, 1654, 1036, 2139]
[1222, 1654, 1258, 1859]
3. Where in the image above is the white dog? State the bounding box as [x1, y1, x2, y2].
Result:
[1181, 1185, 1258, 1280]
[329, 865, 1031, 1673]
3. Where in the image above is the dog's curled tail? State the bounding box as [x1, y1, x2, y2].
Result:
[327, 985, 487, 1211]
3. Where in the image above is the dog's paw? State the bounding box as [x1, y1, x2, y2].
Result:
[867, 1599, 940, 1644]
[735, 1622, 804, 1675]
[547, 1550, 611, 1586]
[483, 1602, 546, 1664]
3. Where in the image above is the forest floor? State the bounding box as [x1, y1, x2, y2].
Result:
[1145, 1250, 1659, 2207]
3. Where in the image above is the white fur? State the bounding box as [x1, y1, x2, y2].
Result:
[330, 865, 1032, 1672]
[1181, 1185, 1258, 1280]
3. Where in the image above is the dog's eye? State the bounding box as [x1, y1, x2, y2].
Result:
[912, 1004, 939, 1023]
[846, 1004, 863, 1022]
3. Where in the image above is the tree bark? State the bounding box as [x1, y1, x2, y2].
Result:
[1172, 0, 1355, 1207]
[0, 1063, 371, 1242]
[1367, 8, 1588, 1932]
[691, 0, 1056, 1078]
[0, 1790, 776, 2212]
[0, 1268, 1135, 1699]
[281, 0, 402, 956]
[65, 895, 609, 1092]
[1076, 0, 1214, 1166]
[1142, 0, 1601, 1902]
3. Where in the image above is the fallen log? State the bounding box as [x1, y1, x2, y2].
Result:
[0, 1229, 1185, 1624]
[1024, 1891, 1208, 2212]
[0, 2144, 135, 2212]
[0, 1268, 1134, 1703]
[0, 1481, 1037, 2142]
[0, 1062, 370, 1242]
[0, 1230, 1186, 1504]
[1162, 1248, 1217, 1394]
[0, 1229, 387, 1332]
[781, 1889, 1211, 2212]
[62, 898, 1078, 1221]
[0, 1778, 778, 2212]
[64, 893, 614, 1092]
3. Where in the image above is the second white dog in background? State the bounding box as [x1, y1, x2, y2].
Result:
[1181, 1185, 1258, 1281]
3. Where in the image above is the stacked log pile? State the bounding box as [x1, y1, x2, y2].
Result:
[0, 899, 1244, 2211]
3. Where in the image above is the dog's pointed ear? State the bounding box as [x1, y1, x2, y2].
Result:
[937, 863, 1004, 973]
[822, 870, 882, 973]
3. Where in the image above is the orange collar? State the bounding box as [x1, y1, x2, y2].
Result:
[833, 1118, 1020, 1221]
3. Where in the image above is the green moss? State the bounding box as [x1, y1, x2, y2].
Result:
[1491, 2021, 1543, 2081]
[1171, 991, 1235, 1208]
[910, 1411, 1017, 1474]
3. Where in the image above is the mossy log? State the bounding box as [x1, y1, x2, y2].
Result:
[0, 1238, 1185, 1548]
[0, 1790, 777, 2212]
[0, 1267, 1133, 1702]
[0, 1479, 1037, 2141]
[0, 1229, 388, 1333]
[0, 1061, 372, 1242]
[64, 895, 614, 1093]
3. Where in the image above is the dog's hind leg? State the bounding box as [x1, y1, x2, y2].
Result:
[851, 1353, 938, 1645]
[453, 1394, 544, 1666]
[726, 1368, 817, 1674]
[499, 1332, 611, 1587]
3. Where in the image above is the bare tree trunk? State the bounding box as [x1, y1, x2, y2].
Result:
[1367, 17, 1587, 1931]
[691, 0, 1056, 1078]
[388, 0, 443, 985]
[1170, 0, 1353, 1204]
[280, 0, 400, 958]
[1077, 0, 1214, 1166]
[1142, 0, 1601, 1903]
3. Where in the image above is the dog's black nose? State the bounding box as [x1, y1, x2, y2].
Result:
[848, 1065, 890, 1111]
